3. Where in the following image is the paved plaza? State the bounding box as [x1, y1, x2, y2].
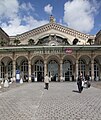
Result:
[0, 82, 101, 120]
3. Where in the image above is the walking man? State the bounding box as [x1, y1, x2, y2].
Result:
[44, 74, 50, 90]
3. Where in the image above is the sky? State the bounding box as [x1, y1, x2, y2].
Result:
[0, 0, 101, 36]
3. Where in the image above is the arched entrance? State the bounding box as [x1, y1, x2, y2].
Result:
[62, 60, 73, 81]
[78, 59, 86, 78]
[48, 60, 59, 81]
[1, 62, 5, 79]
[1, 57, 13, 79]
[16, 56, 28, 82]
[20, 60, 28, 81]
[34, 60, 44, 82]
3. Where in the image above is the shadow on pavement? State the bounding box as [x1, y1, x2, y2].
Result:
[72, 90, 80, 93]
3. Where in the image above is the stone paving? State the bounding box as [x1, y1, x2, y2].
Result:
[0, 82, 101, 120]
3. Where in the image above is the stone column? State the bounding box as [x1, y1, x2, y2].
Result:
[44, 60, 47, 78]
[60, 60, 63, 81]
[28, 60, 31, 82]
[75, 59, 78, 81]
[99, 65, 101, 80]
[85, 64, 89, 75]
[13, 60, 16, 81]
[6, 65, 8, 79]
[91, 59, 94, 81]
[72, 64, 75, 81]
[0, 61, 1, 78]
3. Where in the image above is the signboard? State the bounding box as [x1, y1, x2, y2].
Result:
[65, 48, 72, 54]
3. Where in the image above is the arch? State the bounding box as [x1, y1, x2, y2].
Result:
[16, 56, 28, 66]
[31, 55, 44, 65]
[31, 56, 44, 82]
[62, 55, 76, 64]
[62, 59, 73, 81]
[46, 55, 60, 64]
[34, 60, 44, 82]
[1, 57, 13, 79]
[16, 56, 28, 82]
[94, 55, 101, 65]
[1, 56, 12, 66]
[78, 58, 86, 77]
[38, 33, 66, 42]
[20, 59, 28, 79]
[79, 55, 91, 65]
[47, 60, 59, 81]
[15, 55, 28, 60]
[36, 33, 71, 45]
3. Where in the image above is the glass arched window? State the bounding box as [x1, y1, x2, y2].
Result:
[34, 60, 44, 81]
[78, 59, 85, 78]
[8, 61, 13, 78]
[48, 60, 58, 81]
[21, 60, 28, 75]
[62, 60, 72, 81]
[1, 62, 5, 78]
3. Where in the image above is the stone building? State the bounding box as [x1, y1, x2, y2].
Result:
[0, 16, 101, 82]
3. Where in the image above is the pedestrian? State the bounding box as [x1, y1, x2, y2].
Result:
[85, 74, 90, 81]
[85, 74, 91, 88]
[44, 74, 50, 90]
[77, 73, 83, 93]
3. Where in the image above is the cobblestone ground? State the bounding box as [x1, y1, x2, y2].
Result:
[0, 82, 101, 120]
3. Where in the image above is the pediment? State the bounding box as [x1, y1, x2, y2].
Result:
[16, 23, 91, 40]
[13, 22, 95, 45]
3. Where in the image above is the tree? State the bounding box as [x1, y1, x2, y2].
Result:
[73, 38, 79, 45]
[28, 39, 35, 45]
[14, 39, 21, 45]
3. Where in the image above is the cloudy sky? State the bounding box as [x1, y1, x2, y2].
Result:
[0, 0, 101, 36]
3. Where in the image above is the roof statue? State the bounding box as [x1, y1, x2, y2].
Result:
[50, 15, 55, 23]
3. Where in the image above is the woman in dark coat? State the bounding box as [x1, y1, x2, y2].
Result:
[77, 73, 83, 93]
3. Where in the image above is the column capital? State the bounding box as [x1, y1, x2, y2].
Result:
[44, 60, 47, 64]
[91, 59, 94, 64]
[13, 60, 16, 65]
[13, 59, 16, 62]
[76, 59, 78, 64]
[60, 59, 63, 64]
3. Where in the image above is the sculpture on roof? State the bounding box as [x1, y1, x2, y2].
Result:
[50, 15, 55, 23]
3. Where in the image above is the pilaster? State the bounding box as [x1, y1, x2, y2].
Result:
[28, 60, 31, 82]
[76, 59, 78, 81]
[44, 60, 47, 78]
[91, 59, 94, 81]
[60, 60, 63, 81]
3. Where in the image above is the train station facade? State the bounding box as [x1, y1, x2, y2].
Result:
[0, 16, 101, 82]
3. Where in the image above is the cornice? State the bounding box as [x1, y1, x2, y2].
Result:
[0, 27, 9, 40]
